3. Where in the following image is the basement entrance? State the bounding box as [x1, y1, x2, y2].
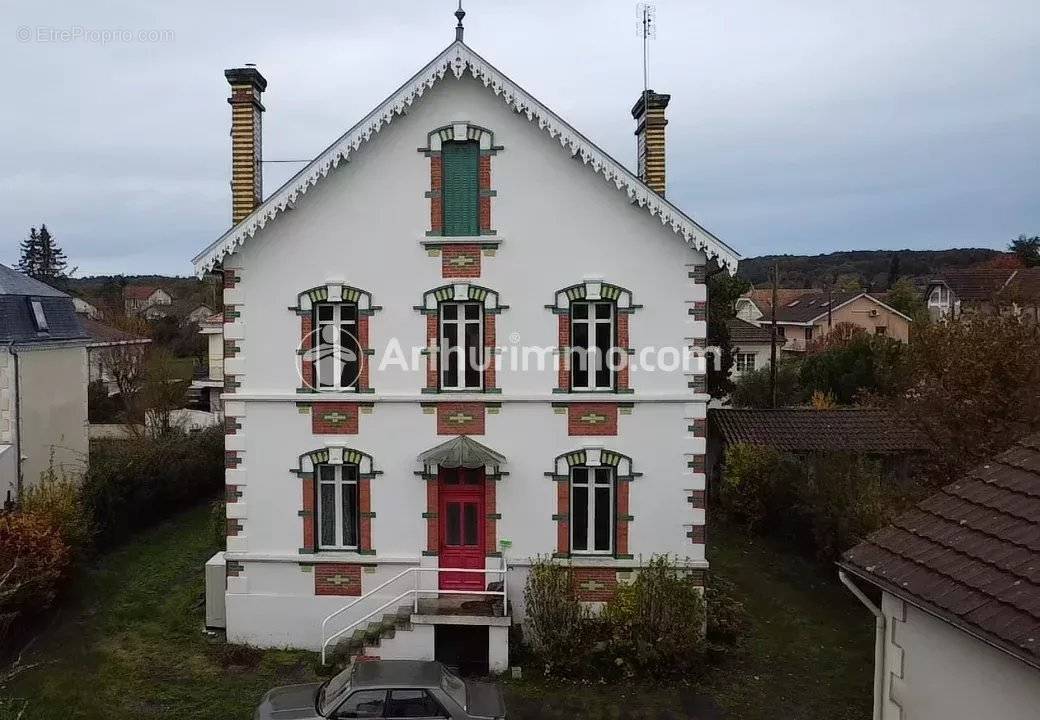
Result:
[434, 625, 489, 677]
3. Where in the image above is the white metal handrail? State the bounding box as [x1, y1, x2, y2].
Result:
[319, 559, 508, 665]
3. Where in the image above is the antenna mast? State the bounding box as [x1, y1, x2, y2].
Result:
[637, 3, 657, 105]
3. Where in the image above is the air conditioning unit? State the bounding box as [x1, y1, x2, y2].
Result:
[869, 309, 879, 317]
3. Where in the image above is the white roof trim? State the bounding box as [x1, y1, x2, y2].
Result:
[192, 41, 740, 276]
[804, 293, 915, 324]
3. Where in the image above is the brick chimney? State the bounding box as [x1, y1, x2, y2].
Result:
[631, 90, 670, 196]
[225, 66, 267, 225]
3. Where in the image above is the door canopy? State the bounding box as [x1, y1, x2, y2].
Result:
[419, 435, 505, 471]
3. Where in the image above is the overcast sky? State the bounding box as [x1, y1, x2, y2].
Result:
[2, 0, 1038, 275]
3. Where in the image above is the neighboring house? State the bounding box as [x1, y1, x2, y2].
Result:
[925, 267, 1040, 322]
[707, 408, 931, 485]
[80, 316, 152, 394]
[124, 286, 173, 316]
[736, 289, 912, 352]
[0, 265, 89, 503]
[188, 313, 224, 412]
[72, 296, 102, 319]
[192, 16, 739, 672]
[839, 433, 1040, 720]
[726, 317, 776, 380]
[182, 303, 216, 325]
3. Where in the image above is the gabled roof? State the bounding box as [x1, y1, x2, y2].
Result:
[124, 286, 164, 301]
[841, 433, 1040, 669]
[741, 289, 912, 325]
[710, 408, 931, 454]
[81, 317, 152, 347]
[192, 40, 739, 276]
[0, 264, 67, 297]
[726, 317, 775, 345]
[927, 269, 1018, 301]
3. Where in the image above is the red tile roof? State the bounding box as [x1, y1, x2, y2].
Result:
[124, 286, 160, 300]
[710, 408, 931, 453]
[841, 433, 1040, 668]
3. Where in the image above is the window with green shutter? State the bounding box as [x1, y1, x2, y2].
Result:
[441, 140, 480, 236]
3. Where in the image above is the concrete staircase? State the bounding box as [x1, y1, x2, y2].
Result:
[329, 606, 417, 668]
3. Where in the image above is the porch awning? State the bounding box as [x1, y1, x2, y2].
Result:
[418, 435, 506, 469]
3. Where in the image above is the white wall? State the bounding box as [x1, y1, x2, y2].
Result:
[881, 592, 1040, 720]
[218, 71, 710, 650]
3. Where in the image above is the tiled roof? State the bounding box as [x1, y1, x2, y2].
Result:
[930, 269, 1017, 301]
[726, 317, 775, 345]
[0, 264, 67, 297]
[710, 408, 931, 453]
[742, 289, 896, 324]
[124, 286, 160, 300]
[999, 269, 1040, 304]
[80, 317, 151, 346]
[841, 433, 1040, 668]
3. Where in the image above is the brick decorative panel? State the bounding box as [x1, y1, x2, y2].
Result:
[429, 155, 443, 234]
[437, 402, 485, 435]
[315, 564, 362, 596]
[572, 567, 618, 602]
[567, 403, 619, 436]
[557, 313, 570, 390]
[688, 490, 706, 509]
[442, 244, 481, 278]
[617, 313, 630, 390]
[225, 451, 240, 469]
[312, 402, 360, 434]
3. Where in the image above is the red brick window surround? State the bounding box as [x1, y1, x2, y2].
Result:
[290, 284, 380, 394]
[547, 281, 641, 394]
[548, 448, 638, 560]
[420, 123, 500, 239]
[416, 284, 506, 394]
[295, 447, 379, 556]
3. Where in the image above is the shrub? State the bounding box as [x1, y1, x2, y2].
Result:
[21, 463, 94, 555]
[801, 453, 891, 561]
[718, 443, 802, 531]
[522, 559, 588, 677]
[603, 556, 706, 676]
[0, 512, 71, 645]
[731, 360, 804, 408]
[210, 499, 227, 550]
[82, 425, 224, 548]
[705, 575, 750, 648]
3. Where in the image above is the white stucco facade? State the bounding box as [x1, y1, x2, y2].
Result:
[879, 592, 1040, 720]
[200, 45, 733, 666]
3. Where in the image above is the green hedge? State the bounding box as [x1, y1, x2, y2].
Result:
[83, 426, 224, 549]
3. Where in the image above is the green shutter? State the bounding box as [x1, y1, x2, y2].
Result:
[442, 141, 480, 236]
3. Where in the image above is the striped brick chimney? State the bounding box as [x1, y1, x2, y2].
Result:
[631, 90, 670, 196]
[225, 65, 267, 225]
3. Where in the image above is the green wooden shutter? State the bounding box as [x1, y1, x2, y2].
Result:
[442, 141, 480, 236]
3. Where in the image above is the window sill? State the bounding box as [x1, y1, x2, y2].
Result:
[421, 237, 502, 250]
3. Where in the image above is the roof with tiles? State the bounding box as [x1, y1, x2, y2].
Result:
[709, 408, 931, 453]
[841, 432, 1040, 668]
[726, 317, 775, 345]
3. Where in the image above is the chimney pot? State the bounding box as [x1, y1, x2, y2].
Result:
[631, 90, 670, 196]
[225, 66, 268, 225]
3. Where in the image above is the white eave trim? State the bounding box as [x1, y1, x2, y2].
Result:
[192, 40, 740, 276]
[802, 293, 915, 324]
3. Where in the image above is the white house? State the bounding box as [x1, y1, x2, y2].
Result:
[840, 432, 1040, 720]
[193, 15, 738, 672]
[0, 265, 89, 503]
[726, 318, 775, 380]
[124, 286, 173, 317]
[189, 312, 224, 413]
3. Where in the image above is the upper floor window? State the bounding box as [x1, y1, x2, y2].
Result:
[440, 301, 483, 390]
[442, 140, 480, 236]
[317, 463, 359, 550]
[314, 302, 361, 390]
[570, 465, 615, 555]
[570, 301, 615, 391]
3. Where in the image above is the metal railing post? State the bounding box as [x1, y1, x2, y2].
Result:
[413, 568, 420, 613]
[501, 554, 508, 616]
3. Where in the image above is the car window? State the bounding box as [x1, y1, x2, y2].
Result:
[440, 668, 466, 711]
[333, 689, 386, 718]
[385, 689, 447, 718]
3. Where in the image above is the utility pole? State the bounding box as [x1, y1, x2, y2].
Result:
[769, 264, 779, 409]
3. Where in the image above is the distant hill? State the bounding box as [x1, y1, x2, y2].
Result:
[737, 248, 1008, 290]
[64, 274, 220, 311]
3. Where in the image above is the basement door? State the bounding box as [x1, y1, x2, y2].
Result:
[438, 467, 485, 591]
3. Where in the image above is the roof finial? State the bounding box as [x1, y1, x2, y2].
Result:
[455, 0, 466, 41]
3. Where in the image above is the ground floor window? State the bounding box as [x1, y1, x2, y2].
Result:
[570, 465, 614, 554]
[317, 464, 359, 549]
[735, 352, 757, 373]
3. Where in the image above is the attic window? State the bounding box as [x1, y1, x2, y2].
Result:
[29, 299, 48, 332]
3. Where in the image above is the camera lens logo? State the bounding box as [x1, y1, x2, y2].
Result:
[297, 325, 363, 391]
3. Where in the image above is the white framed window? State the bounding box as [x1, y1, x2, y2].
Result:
[316, 464, 359, 550]
[928, 286, 948, 306]
[735, 352, 756, 373]
[570, 301, 615, 391]
[440, 301, 483, 390]
[29, 299, 48, 332]
[314, 302, 360, 390]
[570, 465, 615, 555]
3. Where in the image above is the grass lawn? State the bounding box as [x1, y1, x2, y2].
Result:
[3, 505, 872, 719]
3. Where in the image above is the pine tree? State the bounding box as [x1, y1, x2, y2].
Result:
[34, 225, 68, 281]
[18, 227, 41, 277]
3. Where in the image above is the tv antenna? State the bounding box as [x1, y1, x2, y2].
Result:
[637, 3, 657, 103]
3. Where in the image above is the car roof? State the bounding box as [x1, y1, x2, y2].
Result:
[351, 660, 444, 689]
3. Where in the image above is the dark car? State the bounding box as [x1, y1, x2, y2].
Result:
[254, 660, 507, 719]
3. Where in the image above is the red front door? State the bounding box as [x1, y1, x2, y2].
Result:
[438, 467, 485, 591]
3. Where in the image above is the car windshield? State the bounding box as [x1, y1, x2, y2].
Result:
[319, 669, 352, 715]
[440, 667, 467, 711]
